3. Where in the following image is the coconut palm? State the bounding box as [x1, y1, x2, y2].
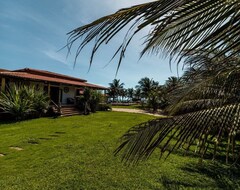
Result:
[165, 76, 181, 92]
[127, 88, 134, 102]
[108, 79, 124, 102]
[134, 88, 141, 101]
[66, 0, 240, 163]
[136, 77, 159, 99]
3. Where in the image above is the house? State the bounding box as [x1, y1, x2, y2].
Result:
[0, 68, 108, 106]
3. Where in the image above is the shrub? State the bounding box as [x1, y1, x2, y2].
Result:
[76, 88, 105, 114]
[0, 84, 49, 120]
[97, 103, 112, 111]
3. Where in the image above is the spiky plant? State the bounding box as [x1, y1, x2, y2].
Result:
[0, 85, 33, 120]
[0, 85, 49, 120]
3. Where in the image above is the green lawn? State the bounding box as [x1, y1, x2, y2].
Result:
[111, 104, 144, 109]
[0, 112, 239, 189]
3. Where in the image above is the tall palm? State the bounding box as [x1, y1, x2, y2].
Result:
[134, 88, 141, 101]
[66, 0, 240, 163]
[108, 79, 124, 102]
[136, 77, 159, 99]
[127, 88, 134, 101]
[164, 76, 181, 92]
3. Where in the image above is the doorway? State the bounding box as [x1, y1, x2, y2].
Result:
[50, 86, 60, 104]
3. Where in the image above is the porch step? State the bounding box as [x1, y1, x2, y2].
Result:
[60, 106, 82, 116]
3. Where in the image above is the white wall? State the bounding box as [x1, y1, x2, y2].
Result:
[61, 86, 75, 104]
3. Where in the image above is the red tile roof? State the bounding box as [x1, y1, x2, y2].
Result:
[14, 68, 87, 82]
[0, 68, 108, 90]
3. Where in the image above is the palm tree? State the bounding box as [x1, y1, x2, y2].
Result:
[164, 76, 181, 93]
[127, 88, 134, 102]
[108, 79, 124, 102]
[134, 88, 141, 101]
[136, 77, 159, 99]
[66, 0, 240, 163]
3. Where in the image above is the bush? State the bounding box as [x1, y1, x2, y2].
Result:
[0, 84, 49, 120]
[97, 104, 112, 111]
[76, 88, 106, 114]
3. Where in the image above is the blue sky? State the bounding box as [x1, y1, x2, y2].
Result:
[0, 0, 182, 88]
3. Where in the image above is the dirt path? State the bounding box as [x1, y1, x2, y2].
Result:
[112, 108, 165, 117]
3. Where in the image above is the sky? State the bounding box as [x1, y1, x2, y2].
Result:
[0, 0, 183, 88]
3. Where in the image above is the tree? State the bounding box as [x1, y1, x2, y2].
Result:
[108, 79, 124, 102]
[66, 0, 240, 163]
[136, 77, 159, 99]
[164, 76, 181, 93]
[127, 88, 134, 102]
[133, 88, 141, 101]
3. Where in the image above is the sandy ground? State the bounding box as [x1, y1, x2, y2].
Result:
[112, 108, 165, 117]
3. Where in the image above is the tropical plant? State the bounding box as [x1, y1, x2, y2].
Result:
[0, 84, 49, 120]
[108, 79, 124, 102]
[147, 90, 160, 112]
[164, 76, 182, 93]
[80, 88, 103, 114]
[66, 0, 239, 67]
[127, 88, 134, 102]
[89, 90, 102, 113]
[133, 88, 142, 101]
[65, 0, 240, 163]
[136, 77, 159, 99]
[115, 53, 240, 164]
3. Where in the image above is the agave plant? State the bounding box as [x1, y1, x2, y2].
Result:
[0, 84, 49, 120]
[0, 85, 33, 120]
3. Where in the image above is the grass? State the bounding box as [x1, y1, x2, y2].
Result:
[0, 112, 239, 189]
[111, 104, 144, 109]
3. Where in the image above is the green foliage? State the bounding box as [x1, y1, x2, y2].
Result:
[108, 79, 124, 102]
[65, 0, 240, 166]
[147, 90, 160, 112]
[89, 90, 102, 113]
[77, 88, 103, 114]
[97, 103, 112, 111]
[0, 84, 49, 120]
[116, 53, 240, 164]
[66, 0, 239, 67]
[0, 112, 239, 189]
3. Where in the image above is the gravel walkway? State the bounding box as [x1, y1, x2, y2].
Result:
[112, 108, 165, 117]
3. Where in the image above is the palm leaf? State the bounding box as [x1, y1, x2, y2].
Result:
[115, 103, 240, 164]
[66, 0, 239, 66]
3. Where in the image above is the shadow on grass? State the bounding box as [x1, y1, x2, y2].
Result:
[0, 119, 18, 125]
[159, 162, 240, 190]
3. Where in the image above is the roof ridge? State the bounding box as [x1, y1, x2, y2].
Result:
[13, 68, 87, 82]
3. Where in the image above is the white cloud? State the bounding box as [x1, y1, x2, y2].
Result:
[42, 49, 70, 66]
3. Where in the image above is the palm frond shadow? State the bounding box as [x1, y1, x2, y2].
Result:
[179, 163, 240, 190]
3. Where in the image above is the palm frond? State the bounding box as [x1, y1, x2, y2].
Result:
[115, 103, 240, 164]
[67, 0, 240, 66]
[115, 51, 240, 164]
